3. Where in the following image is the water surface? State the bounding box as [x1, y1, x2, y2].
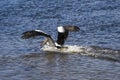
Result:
[0, 0, 120, 80]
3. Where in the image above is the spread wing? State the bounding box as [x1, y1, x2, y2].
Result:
[56, 26, 80, 45]
[64, 25, 80, 32]
[21, 30, 49, 39]
[62, 25, 80, 40]
[21, 30, 55, 47]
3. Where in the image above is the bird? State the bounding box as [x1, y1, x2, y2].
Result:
[21, 25, 80, 49]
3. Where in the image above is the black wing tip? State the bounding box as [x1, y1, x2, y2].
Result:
[63, 25, 80, 31]
[21, 30, 36, 39]
[21, 35, 31, 39]
[73, 26, 80, 31]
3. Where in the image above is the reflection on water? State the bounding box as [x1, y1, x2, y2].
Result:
[0, 52, 120, 80]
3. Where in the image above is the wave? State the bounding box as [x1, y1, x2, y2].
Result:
[41, 45, 120, 62]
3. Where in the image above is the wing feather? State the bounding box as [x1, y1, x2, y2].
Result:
[21, 30, 49, 39]
[21, 30, 55, 47]
[64, 25, 80, 31]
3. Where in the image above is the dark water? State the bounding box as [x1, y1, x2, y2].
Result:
[0, 0, 120, 80]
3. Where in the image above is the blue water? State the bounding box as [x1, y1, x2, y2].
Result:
[0, 0, 120, 80]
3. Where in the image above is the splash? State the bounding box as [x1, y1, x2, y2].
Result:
[41, 45, 86, 53]
[41, 45, 120, 62]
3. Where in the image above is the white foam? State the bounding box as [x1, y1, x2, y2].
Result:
[41, 45, 85, 53]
